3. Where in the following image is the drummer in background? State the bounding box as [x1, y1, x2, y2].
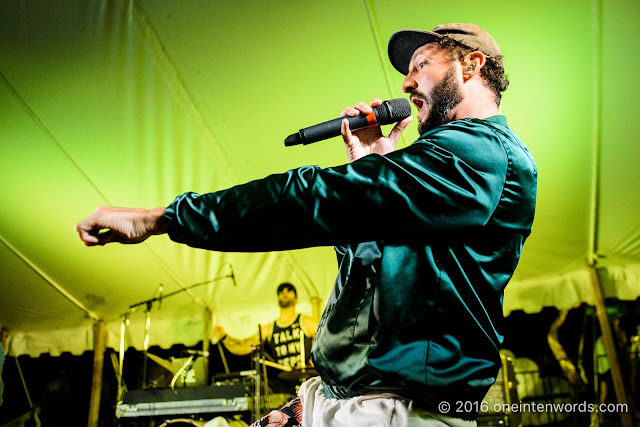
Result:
[213, 283, 318, 394]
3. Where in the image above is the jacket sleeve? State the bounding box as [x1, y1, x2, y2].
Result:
[163, 122, 508, 252]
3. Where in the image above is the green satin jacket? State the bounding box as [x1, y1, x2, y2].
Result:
[164, 115, 537, 417]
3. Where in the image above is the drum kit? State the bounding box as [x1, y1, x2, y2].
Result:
[248, 333, 318, 419]
[115, 276, 318, 426]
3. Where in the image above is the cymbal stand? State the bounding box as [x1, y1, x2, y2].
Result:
[142, 301, 152, 389]
[259, 325, 270, 401]
[253, 325, 264, 419]
[116, 312, 129, 402]
[111, 268, 235, 411]
[300, 331, 306, 369]
[124, 271, 234, 390]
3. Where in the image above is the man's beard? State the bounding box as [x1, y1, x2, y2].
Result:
[417, 66, 463, 135]
[278, 299, 294, 308]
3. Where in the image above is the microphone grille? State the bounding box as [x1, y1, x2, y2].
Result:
[376, 98, 412, 125]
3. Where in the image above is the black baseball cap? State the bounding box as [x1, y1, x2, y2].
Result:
[277, 282, 297, 297]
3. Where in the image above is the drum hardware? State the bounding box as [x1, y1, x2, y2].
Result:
[277, 366, 318, 381]
[253, 357, 292, 372]
[299, 330, 306, 369]
[159, 418, 205, 426]
[217, 340, 231, 375]
[212, 370, 258, 383]
[249, 324, 303, 418]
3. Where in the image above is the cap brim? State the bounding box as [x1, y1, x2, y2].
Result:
[388, 29, 443, 75]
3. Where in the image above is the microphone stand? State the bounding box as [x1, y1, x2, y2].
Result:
[128, 273, 234, 311]
[121, 272, 235, 391]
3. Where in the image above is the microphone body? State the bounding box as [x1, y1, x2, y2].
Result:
[284, 98, 412, 146]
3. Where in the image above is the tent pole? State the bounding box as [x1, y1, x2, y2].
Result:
[586, 1, 632, 424]
[589, 267, 632, 427]
[88, 320, 106, 427]
[587, 0, 603, 268]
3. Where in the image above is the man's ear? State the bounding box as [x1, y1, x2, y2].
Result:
[462, 51, 486, 80]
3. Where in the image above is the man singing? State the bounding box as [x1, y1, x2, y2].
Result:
[76, 22, 536, 426]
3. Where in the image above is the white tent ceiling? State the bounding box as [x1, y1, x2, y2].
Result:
[1, 0, 639, 357]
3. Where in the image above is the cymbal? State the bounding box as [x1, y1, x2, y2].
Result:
[278, 366, 318, 381]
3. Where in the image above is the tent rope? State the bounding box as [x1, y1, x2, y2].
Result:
[0, 232, 100, 321]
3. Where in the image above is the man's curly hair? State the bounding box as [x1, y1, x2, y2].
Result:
[438, 37, 509, 106]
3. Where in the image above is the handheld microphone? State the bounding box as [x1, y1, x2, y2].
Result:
[284, 98, 412, 146]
